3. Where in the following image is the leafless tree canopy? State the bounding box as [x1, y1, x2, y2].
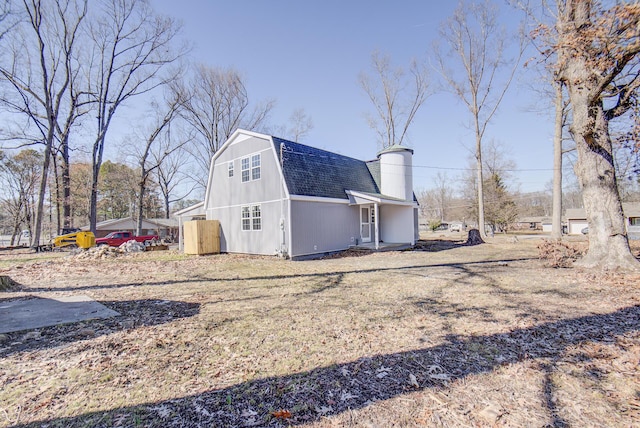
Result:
[434, 0, 525, 239]
[359, 51, 430, 150]
[85, 0, 185, 232]
[0, 0, 88, 246]
[180, 64, 274, 190]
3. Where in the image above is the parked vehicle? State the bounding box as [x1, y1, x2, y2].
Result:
[95, 231, 159, 247]
[449, 223, 462, 232]
[581, 227, 589, 235]
[53, 231, 96, 249]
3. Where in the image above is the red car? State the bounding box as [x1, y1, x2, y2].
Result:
[95, 231, 159, 247]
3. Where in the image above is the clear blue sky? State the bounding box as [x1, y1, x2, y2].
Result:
[153, 0, 556, 194]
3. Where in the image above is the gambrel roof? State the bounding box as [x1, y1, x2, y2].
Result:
[272, 137, 381, 200]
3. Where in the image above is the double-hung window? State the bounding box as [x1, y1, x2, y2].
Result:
[241, 206, 251, 231]
[240, 153, 261, 182]
[252, 205, 261, 230]
[241, 158, 250, 182]
[228, 161, 234, 177]
[251, 154, 261, 180]
[241, 205, 261, 231]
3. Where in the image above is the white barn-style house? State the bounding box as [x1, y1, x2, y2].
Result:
[199, 129, 419, 259]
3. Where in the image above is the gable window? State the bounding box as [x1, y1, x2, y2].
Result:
[251, 154, 261, 180]
[241, 205, 261, 231]
[241, 158, 250, 182]
[241, 206, 251, 231]
[228, 161, 234, 177]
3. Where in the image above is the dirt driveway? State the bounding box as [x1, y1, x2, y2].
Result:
[0, 237, 639, 427]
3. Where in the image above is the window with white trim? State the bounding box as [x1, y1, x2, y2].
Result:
[228, 161, 234, 177]
[630, 217, 640, 226]
[241, 206, 251, 231]
[241, 205, 261, 231]
[241, 158, 250, 182]
[251, 154, 261, 180]
[252, 205, 261, 230]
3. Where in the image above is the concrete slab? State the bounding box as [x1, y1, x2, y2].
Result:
[0, 295, 120, 333]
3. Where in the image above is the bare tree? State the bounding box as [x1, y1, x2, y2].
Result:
[551, 0, 640, 269]
[180, 64, 274, 190]
[0, 0, 16, 41]
[152, 131, 192, 218]
[359, 51, 430, 150]
[85, 0, 184, 233]
[122, 87, 185, 235]
[516, 0, 572, 239]
[287, 108, 314, 142]
[0, 0, 87, 247]
[265, 107, 314, 142]
[435, 0, 525, 240]
[424, 172, 455, 222]
[0, 149, 42, 245]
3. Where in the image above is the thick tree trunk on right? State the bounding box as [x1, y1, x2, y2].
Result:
[570, 100, 636, 269]
[558, 0, 640, 270]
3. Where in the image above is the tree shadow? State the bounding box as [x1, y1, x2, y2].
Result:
[0, 299, 200, 358]
[17, 256, 535, 294]
[12, 305, 639, 427]
[412, 238, 469, 252]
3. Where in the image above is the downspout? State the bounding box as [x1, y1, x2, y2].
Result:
[279, 142, 287, 258]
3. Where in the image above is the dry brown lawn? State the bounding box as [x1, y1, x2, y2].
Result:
[0, 236, 639, 427]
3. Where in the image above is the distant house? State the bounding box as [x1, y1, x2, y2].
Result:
[565, 203, 640, 238]
[82, 217, 178, 239]
[512, 216, 547, 231]
[198, 129, 419, 259]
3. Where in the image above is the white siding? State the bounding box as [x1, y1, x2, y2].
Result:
[380, 205, 416, 244]
[568, 220, 588, 235]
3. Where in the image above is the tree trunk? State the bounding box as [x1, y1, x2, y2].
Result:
[551, 81, 563, 240]
[136, 179, 145, 236]
[467, 228, 484, 246]
[61, 137, 71, 231]
[31, 138, 52, 249]
[89, 133, 106, 234]
[475, 120, 486, 240]
[570, 94, 637, 269]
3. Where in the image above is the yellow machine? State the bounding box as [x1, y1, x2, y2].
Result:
[53, 231, 96, 249]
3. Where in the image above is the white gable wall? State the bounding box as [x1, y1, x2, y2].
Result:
[206, 133, 290, 256]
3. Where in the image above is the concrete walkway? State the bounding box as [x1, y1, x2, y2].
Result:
[0, 295, 120, 334]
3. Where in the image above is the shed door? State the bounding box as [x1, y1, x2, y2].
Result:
[361, 206, 371, 243]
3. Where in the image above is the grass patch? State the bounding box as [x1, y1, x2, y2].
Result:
[0, 238, 638, 427]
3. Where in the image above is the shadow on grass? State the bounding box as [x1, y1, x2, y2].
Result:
[412, 238, 469, 252]
[0, 299, 200, 358]
[19, 256, 535, 294]
[13, 305, 639, 427]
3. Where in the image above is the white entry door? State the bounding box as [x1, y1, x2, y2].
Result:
[360, 206, 371, 243]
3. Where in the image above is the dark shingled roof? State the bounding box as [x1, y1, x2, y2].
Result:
[272, 137, 380, 199]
